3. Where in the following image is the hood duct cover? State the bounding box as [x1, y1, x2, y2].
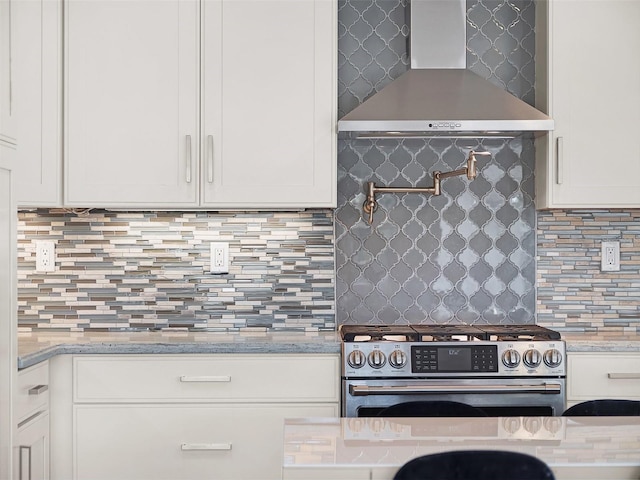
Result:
[338, 0, 553, 138]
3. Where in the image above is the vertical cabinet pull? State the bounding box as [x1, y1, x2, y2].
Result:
[207, 135, 214, 183]
[555, 136, 563, 185]
[185, 135, 192, 183]
[19, 445, 31, 480]
[181, 443, 232, 451]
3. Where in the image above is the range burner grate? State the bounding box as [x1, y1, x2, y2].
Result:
[339, 325, 419, 342]
[339, 324, 561, 342]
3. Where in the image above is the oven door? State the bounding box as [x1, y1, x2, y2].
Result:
[342, 378, 566, 417]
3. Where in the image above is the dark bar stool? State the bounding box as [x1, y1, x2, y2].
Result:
[562, 399, 640, 416]
[393, 450, 556, 480]
[377, 400, 488, 417]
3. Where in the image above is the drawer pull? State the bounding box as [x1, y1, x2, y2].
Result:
[608, 373, 640, 380]
[28, 384, 48, 395]
[181, 443, 232, 451]
[179, 375, 231, 383]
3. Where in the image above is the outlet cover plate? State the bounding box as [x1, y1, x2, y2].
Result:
[210, 242, 229, 274]
[35, 240, 56, 272]
[601, 241, 620, 272]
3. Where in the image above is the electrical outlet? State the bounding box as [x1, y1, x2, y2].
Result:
[601, 241, 620, 272]
[35, 240, 56, 272]
[210, 242, 229, 274]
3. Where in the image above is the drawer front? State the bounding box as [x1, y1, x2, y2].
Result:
[568, 353, 640, 400]
[74, 355, 340, 402]
[74, 403, 338, 480]
[16, 362, 50, 424]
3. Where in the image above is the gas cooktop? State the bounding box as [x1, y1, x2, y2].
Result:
[339, 324, 561, 343]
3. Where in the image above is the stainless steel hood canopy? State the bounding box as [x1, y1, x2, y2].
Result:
[338, 0, 554, 138]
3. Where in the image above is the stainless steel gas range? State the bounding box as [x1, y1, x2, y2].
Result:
[340, 324, 566, 417]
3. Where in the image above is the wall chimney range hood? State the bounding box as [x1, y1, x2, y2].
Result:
[338, 0, 554, 139]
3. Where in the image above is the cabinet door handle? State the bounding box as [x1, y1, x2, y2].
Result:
[179, 375, 231, 382]
[207, 135, 214, 183]
[185, 135, 192, 183]
[181, 443, 232, 451]
[19, 446, 31, 480]
[608, 373, 640, 379]
[28, 384, 48, 395]
[556, 136, 563, 185]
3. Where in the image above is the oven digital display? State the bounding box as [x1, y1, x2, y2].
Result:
[437, 347, 471, 371]
[411, 345, 498, 373]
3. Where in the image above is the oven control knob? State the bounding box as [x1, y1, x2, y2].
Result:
[388, 350, 407, 369]
[367, 350, 387, 369]
[523, 349, 541, 368]
[543, 349, 563, 368]
[347, 350, 366, 369]
[501, 349, 520, 368]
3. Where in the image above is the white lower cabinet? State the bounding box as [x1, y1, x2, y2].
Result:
[15, 413, 49, 480]
[567, 352, 640, 407]
[14, 362, 50, 480]
[75, 403, 336, 480]
[64, 354, 339, 480]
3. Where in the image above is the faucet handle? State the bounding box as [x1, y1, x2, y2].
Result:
[467, 150, 491, 179]
[363, 181, 378, 225]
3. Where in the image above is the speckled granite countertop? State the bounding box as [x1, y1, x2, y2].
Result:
[17, 330, 341, 369]
[17, 328, 640, 369]
[562, 332, 640, 352]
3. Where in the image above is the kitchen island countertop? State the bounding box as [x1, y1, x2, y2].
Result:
[283, 416, 640, 480]
[17, 329, 340, 369]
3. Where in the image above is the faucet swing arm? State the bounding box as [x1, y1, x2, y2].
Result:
[362, 150, 490, 225]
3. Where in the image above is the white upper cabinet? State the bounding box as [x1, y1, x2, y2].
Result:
[65, 0, 200, 207]
[0, 0, 16, 145]
[64, 0, 336, 209]
[201, 0, 336, 208]
[13, 0, 62, 207]
[535, 0, 640, 208]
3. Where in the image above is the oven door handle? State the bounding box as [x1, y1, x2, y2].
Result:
[349, 383, 562, 396]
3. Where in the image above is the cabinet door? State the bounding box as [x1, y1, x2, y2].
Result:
[75, 403, 338, 480]
[0, 0, 16, 144]
[13, 0, 61, 207]
[0, 139, 16, 480]
[201, 0, 336, 208]
[536, 0, 640, 208]
[64, 0, 199, 207]
[14, 413, 49, 480]
[567, 352, 640, 404]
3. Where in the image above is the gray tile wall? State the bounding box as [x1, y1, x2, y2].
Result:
[537, 210, 640, 335]
[336, 0, 538, 325]
[18, 210, 335, 332]
[20, 1, 632, 334]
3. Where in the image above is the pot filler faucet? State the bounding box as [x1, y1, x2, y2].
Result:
[363, 150, 491, 225]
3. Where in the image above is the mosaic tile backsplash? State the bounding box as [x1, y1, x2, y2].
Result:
[17, 210, 335, 332]
[537, 210, 640, 335]
[336, 0, 538, 324]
